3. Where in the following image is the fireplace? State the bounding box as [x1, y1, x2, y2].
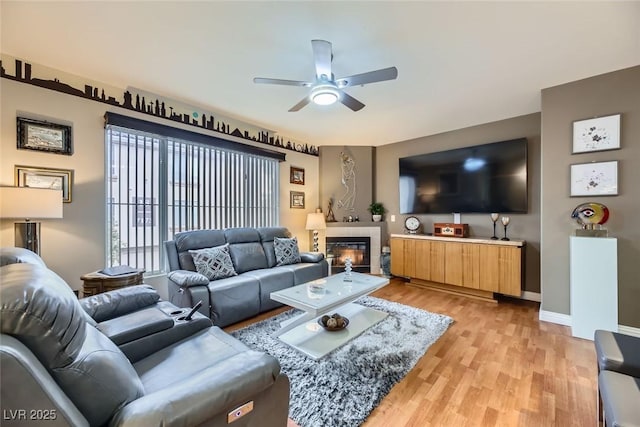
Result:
[326, 237, 371, 273]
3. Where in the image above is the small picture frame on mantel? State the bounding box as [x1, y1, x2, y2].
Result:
[17, 117, 73, 155]
[572, 114, 621, 154]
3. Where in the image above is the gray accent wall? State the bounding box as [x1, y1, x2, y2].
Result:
[375, 113, 542, 293]
[541, 65, 640, 326]
[319, 146, 375, 222]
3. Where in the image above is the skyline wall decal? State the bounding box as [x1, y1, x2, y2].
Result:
[1, 55, 318, 156]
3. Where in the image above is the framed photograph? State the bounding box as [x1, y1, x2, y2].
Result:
[290, 166, 305, 185]
[570, 161, 618, 197]
[17, 117, 73, 155]
[15, 165, 73, 203]
[572, 114, 621, 154]
[290, 191, 305, 209]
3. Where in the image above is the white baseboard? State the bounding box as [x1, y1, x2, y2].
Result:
[618, 325, 640, 337]
[538, 310, 571, 326]
[521, 291, 541, 302]
[536, 311, 640, 337]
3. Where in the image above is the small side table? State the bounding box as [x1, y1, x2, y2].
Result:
[81, 268, 145, 297]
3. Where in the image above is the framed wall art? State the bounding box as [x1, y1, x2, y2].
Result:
[17, 117, 73, 155]
[15, 165, 73, 203]
[570, 160, 618, 197]
[290, 166, 305, 185]
[572, 114, 620, 154]
[290, 191, 305, 209]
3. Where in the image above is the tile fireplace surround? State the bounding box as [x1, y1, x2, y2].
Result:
[325, 222, 387, 275]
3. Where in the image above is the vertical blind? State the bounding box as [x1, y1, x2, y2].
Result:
[106, 126, 280, 274]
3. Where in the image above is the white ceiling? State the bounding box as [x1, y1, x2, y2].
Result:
[2, 1, 639, 148]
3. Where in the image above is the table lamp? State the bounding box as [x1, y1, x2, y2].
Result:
[0, 187, 63, 255]
[305, 212, 326, 252]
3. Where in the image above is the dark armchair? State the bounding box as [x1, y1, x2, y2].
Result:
[0, 248, 289, 427]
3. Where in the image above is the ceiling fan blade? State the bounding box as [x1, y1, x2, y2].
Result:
[339, 91, 365, 112]
[253, 77, 311, 87]
[311, 39, 332, 80]
[335, 67, 398, 88]
[288, 96, 311, 112]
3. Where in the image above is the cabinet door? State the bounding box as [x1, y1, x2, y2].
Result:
[414, 239, 431, 281]
[430, 241, 446, 283]
[499, 247, 522, 296]
[444, 243, 463, 286]
[462, 244, 480, 289]
[479, 245, 500, 292]
[403, 239, 416, 278]
[390, 238, 405, 277]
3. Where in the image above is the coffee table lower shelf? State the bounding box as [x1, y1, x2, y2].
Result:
[277, 302, 388, 360]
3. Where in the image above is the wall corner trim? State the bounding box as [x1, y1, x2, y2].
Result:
[539, 310, 572, 326]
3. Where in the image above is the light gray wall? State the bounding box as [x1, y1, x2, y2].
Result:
[319, 146, 375, 222]
[375, 113, 541, 293]
[541, 65, 640, 326]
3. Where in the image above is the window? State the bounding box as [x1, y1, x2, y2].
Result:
[105, 116, 281, 275]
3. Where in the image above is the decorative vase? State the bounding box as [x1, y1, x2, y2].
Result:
[380, 252, 391, 278]
[372, 214, 382, 222]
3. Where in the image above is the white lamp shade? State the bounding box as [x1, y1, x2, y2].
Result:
[0, 187, 63, 219]
[305, 212, 326, 230]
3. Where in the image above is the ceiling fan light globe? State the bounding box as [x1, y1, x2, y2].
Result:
[313, 92, 339, 105]
[311, 86, 340, 106]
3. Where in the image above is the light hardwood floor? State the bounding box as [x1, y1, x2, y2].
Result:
[226, 278, 598, 427]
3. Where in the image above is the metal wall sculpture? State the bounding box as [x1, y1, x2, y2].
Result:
[337, 151, 356, 212]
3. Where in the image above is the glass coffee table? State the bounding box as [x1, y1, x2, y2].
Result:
[270, 272, 389, 360]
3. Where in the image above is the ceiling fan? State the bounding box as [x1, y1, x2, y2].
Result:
[253, 39, 398, 112]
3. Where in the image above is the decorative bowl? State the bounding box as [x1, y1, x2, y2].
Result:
[318, 314, 349, 331]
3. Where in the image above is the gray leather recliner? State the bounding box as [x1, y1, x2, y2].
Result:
[165, 226, 329, 327]
[0, 248, 290, 427]
[594, 329, 640, 426]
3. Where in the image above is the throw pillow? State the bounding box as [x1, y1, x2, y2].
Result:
[274, 237, 301, 266]
[189, 244, 237, 280]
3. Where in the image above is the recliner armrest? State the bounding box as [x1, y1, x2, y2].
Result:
[110, 350, 283, 426]
[167, 270, 210, 287]
[300, 252, 325, 263]
[114, 302, 213, 362]
[96, 307, 175, 346]
[79, 285, 160, 322]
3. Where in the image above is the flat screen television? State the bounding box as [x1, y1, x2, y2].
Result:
[399, 138, 528, 214]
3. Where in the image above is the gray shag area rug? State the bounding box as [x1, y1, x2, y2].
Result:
[231, 296, 453, 427]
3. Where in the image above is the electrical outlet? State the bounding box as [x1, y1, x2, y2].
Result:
[391, 215, 396, 222]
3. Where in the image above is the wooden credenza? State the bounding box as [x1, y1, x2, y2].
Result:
[390, 234, 525, 299]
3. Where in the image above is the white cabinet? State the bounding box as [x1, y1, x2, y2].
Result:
[570, 236, 618, 340]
